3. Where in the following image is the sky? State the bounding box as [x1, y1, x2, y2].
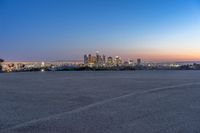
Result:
[1, 0, 200, 62]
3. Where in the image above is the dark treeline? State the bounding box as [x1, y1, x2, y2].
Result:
[0, 59, 4, 72]
[46, 65, 200, 71]
[56, 64, 200, 71]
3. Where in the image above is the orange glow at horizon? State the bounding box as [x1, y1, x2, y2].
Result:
[110, 48, 200, 62]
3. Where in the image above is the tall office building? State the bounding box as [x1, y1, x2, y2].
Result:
[102, 55, 106, 64]
[115, 56, 122, 66]
[88, 54, 92, 64]
[84, 55, 88, 65]
[137, 58, 141, 65]
[107, 56, 113, 66]
[96, 51, 101, 65]
[92, 56, 97, 64]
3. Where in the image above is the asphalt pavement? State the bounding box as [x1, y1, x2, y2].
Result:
[1, 71, 200, 133]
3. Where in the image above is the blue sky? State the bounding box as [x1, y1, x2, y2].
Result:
[1, 0, 200, 61]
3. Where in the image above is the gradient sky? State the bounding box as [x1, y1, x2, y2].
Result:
[1, 0, 200, 61]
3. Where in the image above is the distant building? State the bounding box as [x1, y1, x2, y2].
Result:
[92, 56, 97, 64]
[137, 58, 141, 65]
[128, 60, 134, 66]
[96, 52, 101, 65]
[15, 63, 25, 70]
[102, 55, 106, 64]
[107, 56, 113, 66]
[115, 56, 122, 66]
[123, 61, 129, 66]
[84, 55, 88, 65]
[88, 54, 92, 64]
[41, 62, 45, 67]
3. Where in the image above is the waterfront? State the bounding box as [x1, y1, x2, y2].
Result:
[1, 71, 200, 133]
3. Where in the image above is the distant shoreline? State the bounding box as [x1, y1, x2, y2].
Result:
[1, 69, 200, 74]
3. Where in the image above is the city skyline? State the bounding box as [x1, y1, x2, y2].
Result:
[1, 0, 200, 61]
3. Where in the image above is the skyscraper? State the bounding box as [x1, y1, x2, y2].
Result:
[96, 51, 101, 65]
[84, 55, 88, 65]
[137, 58, 141, 65]
[88, 54, 92, 64]
[115, 56, 122, 66]
[102, 55, 106, 64]
[107, 56, 113, 66]
[92, 56, 97, 64]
